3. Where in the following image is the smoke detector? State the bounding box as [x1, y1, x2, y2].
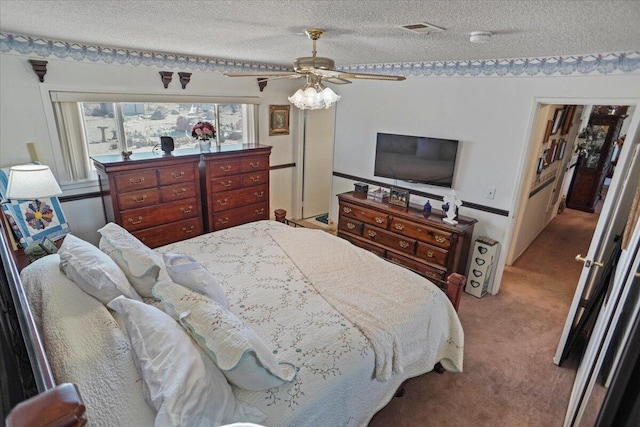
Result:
[469, 31, 492, 43]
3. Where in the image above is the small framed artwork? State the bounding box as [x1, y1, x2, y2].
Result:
[537, 157, 545, 174]
[558, 139, 567, 160]
[542, 120, 553, 144]
[39, 236, 58, 254]
[561, 105, 576, 135]
[269, 105, 290, 136]
[551, 107, 565, 135]
[389, 187, 410, 210]
[542, 150, 549, 169]
[548, 140, 558, 163]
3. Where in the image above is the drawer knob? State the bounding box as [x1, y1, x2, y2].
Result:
[218, 217, 229, 224]
[435, 235, 446, 243]
[220, 180, 232, 187]
[131, 194, 147, 203]
[427, 250, 434, 258]
[182, 226, 195, 234]
[255, 208, 264, 214]
[250, 175, 260, 182]
[171, 171, 185, 179]
[346, 222, 355, 230]
[220, 165, 232, 172]
[217, 198, 228, 206]
[128, 177, 145, 185]
[376, 217, 385, 224]
[172, 188, 186, 196]
[343, 207, 352, 214]
[367, 230, 377, 238]
[394, 223, 404, 230]
[180, 206, 193, 214]
[254, 191, 264, 198]
[128, 216, 143, 225]
[399, 240, 410, 249]
[250, 161, 260, 168]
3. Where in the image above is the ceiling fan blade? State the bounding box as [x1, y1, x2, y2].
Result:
[258, 75, 304, 82]
[338, 72, 406, 81]
[224, 71, 298, 77]
[322, 77, 352, 85]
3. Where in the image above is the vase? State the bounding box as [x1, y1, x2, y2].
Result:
[423, 200, 432, 217]
[199, 139, 212, 152]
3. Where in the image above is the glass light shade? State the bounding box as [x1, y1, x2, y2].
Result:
[288, 84, 341, 110]
[6, 164, 63, 200]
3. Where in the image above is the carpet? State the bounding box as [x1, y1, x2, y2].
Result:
[315, 213, 329, 224]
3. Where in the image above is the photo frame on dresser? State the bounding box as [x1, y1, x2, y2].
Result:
[389, 187, 410, 210]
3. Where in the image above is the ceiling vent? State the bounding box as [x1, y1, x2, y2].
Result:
[401, 22, 446, 34]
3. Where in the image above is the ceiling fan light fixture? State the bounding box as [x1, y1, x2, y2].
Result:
[469, 31, 492, 44]
[288, 80, 340, 110]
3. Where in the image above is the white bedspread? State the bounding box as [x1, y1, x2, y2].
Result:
[268, 227, 464, 380]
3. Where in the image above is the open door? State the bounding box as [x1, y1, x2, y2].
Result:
[555, 110, 640, 426]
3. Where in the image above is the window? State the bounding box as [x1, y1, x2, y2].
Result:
[50, 94, 258, 184]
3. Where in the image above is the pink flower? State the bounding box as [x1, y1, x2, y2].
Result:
[191, 121, 216, 140]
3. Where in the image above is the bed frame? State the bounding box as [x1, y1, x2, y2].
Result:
[0, 218, 466, 426]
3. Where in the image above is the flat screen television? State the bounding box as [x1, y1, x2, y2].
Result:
[374, 132, 459, 188]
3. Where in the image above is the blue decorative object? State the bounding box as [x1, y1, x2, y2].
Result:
[423, 200, 432, 217]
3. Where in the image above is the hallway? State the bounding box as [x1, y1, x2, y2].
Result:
[369, 207, 601, 426]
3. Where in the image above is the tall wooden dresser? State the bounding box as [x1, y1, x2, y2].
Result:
[337, 192, 477, 285]
[93, 149, 204, 248]
[203, 145, 272, 231]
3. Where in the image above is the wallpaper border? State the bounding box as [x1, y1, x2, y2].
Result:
[1, 32, 639, 77]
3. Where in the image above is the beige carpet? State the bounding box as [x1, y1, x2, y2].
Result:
[368, 208, 600, 427]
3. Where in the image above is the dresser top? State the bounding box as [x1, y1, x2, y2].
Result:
[91, 143, 271, 167]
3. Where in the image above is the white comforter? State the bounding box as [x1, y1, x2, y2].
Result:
[21, 220, 464, 427]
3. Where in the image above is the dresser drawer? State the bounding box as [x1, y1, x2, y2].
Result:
[160, 183, 197, 202]
[416, 242, 449, 268]
[157, 165, 197, 185]
[208, 160, 241, 178]
[121, 198, 199, 231]
[133, 218, 203, 248]
[117, 188, 160, 210]
[389, 218, 453, 249]
[340, 234, 386, 257]
[211, 185, 268, 213]
[114, 170, 158, 193]
[211, 202, 269, 230]
[338, 217, 364, 236]
[242, 171, 269, 187]
[209, 174, 243, 192]
[363, 225, 415, 255]
[240, 156, 269, 173]
[385, 251, 447, 283]
[340, 203, 389, 228]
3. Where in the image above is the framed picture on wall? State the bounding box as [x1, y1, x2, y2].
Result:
[537, 157, 545, 174]
[551, 107, 565, 134]
[561, 105, 576, 135]
[550, 140, 558, 163]
[558, 139, 567, 160]
[543, 120, 553, 144]
[269, 105, 290, 136]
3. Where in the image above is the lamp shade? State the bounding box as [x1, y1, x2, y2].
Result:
[6, 164, 62, 200]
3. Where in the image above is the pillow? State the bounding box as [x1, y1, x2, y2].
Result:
[162, 252, 229, 309]
[153, 282, 297, 391]
[107, 296, 265, 427]
[58, 233, 141, 304]
[98, 222, 169, 298]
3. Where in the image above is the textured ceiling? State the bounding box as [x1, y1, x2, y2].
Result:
[1, 0, 640, 67]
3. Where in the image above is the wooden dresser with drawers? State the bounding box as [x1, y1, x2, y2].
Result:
[337, 191, 477, 286]
[93, 145, 271, 248]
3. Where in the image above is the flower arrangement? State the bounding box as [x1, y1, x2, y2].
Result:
[191, 121, 216, 140]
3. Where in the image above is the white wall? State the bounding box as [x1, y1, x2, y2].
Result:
[0, 53, 301, 241]
[330, 73, 640, 293]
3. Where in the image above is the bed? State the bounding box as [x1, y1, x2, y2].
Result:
[4, 219, 464, 427]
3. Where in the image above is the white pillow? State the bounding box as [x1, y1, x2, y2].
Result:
[58, 233, 141, 304]
[162, 252, 229, 309]
[107, 296, 265, 427]
[98, 222, 169, 298]
[153, 282, 297, 391]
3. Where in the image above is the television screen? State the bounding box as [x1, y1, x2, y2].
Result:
[374, 133, 459, 187]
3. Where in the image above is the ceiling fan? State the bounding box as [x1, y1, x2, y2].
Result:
[224, 29, 406, 109]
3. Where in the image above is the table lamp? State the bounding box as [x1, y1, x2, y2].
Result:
[6, 164, 62, 201]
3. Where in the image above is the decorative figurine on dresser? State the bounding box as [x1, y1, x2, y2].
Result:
[92, 144, 271, 248]
[337, 191, 477, 288]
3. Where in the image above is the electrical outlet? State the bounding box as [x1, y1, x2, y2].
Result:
[485, 187, 496, 200]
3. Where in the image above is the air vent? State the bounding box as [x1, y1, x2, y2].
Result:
[401, 22, 446, 34]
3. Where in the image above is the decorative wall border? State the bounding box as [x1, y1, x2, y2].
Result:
[1, 32, 639, 77]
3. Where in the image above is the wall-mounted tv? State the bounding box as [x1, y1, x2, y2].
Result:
[374, 133, 459, 188]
